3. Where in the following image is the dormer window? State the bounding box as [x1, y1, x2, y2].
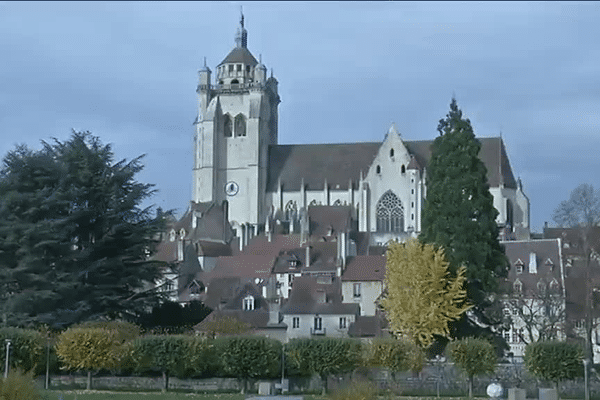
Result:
[513, 279, 522, 294]
[549, 279, 560, 294]
[169, 229, 176, 242]
[545, 258, 554, 267]
[515, 265, 523, 274]
[243, 295, 255, 311]
[537, 281, 546, 296]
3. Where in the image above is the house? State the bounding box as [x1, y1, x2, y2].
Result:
[500, 239, 566, 359]
[341, 255, 386, 316]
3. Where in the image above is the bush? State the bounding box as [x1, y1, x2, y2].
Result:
[447, 337, 496, 398]
[363, 338, 424, 374]
[524, 340, 583, 387]
[329, 380, 377, 400]
[215, 335, 282, 393]
[0, 369, 43, 400]
[0, 328, 45, 373]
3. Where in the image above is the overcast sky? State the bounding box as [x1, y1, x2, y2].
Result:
[1, 1, 599, 233]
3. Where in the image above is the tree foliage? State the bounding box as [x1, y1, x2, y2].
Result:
[553, 184, 600, 228]
[286, 338, 361, 395]
[55, 327, 125, 389]
[0, 328, 45, 373]
[524, 341, 583, 387]
[127, 334, 191, 392]
[381, 238, 471, 347]
[505, 289, 565, 344]
[0, 369, 43, 400]
[362, 338, 424, 374]
[215, 336, 281, 393]
[419, 98, 509, 341]
[201, 315, 252, 337]
[447, 337, 497, 398]
[0, 131, 167, 328]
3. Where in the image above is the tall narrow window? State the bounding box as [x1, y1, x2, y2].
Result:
[353, 283, 361, 298]
[235, 113, 246, 137]
[339, 317, 347, 329]
[223, 114, 232, 137]
[390, 148, 394, 157]
[376, 190, 404, 233]
[243, 295, 255, 311]
[314, 316, 322, 330]
[293, 317, 300, 328]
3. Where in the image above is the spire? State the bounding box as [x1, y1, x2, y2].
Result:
[234, 7, 248, 48]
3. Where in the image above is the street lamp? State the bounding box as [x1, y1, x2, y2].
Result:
[4, 339, 11, 379]
[583, 358, 590, 400]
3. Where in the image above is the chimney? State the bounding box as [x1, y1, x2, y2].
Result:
[529, 252, 537, 274]
[305, 245, 311, 268]
[341, 231, 347, 267]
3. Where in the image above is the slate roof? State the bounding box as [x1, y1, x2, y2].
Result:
[219, 47, 259, 66]
[266, 137, 516, 192]
[308, 206, 354, 237]
[501, 239, 563, 296]
[280, 276, 356, 315]
[342, 255, 386, 282]
[348, 315, 388, 338]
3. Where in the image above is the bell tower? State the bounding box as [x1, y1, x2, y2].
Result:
[193, 12, 280, 231]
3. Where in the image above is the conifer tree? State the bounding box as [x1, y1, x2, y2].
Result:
[0, 131, 167, 328]
[419, 98, 509, 339]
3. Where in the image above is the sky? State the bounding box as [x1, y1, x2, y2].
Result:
[1, 1, 599, 233]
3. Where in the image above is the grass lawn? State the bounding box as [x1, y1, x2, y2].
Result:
[44, 391, 328, 400]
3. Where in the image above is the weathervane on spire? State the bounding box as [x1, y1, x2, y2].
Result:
[235, 5, 248, 48]
[240, 5, 244, 28]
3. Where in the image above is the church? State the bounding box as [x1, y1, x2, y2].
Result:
[192, 14, 530, 245]
[155, 15, 535, 341]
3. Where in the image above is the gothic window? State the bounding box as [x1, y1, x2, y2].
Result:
[235, 114, 246, 137]
[376, 190, 404, 233]
[223, 114, 232, 137]
[390, 148, 394, 157]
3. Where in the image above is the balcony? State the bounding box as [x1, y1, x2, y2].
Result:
[310, 327, 326, 336]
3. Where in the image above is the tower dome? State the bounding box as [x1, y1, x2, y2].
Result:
[216, 11, 259, 86]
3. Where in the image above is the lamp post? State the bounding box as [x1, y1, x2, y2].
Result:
[583, 358, 590, 400]
[281, 343, 285, 393]
[4, 339, 11, 379]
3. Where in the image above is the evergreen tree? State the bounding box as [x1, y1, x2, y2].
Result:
[0, 131, 167, 328]
[419, 98, 509, 340]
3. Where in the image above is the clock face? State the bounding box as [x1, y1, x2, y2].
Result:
[225, 181, 239, 196]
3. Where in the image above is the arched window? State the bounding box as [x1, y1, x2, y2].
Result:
[513, 279, 522, 294]
[223, 114, 232, 137]
[243, 295, 255, 311]
[390, 148, 394, 157]
[235, 114, 246, 137]
[376, 190, 404, 233]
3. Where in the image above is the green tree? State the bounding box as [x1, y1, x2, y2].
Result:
[286, 338, 362, 395]
[216, 336, 282, 394]
[524, 341, 583, 389]
[419, 98, 509, 341]
[0, 131, 168, 328]
[447, 337, 497, 398]
[363, 338, 425, 377]
[0, 328, 45, 373]
[128, 335, 190, 392]
[380, 239, 471, 348]
[0, 369, 43, 400]
[55, 327, 125, 390]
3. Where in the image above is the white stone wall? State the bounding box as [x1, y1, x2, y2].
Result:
[341, 281, 383, 316]
[282, 313, 355, 340]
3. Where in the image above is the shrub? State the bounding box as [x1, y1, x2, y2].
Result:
[524, 340, 583, 387]
[0, 369, 43, 400]
[447, 337, 496, 398]
[0, 328, 45, 373]
[215, 335, 282, 393]
[329, 380, 377, 400]
[363, 338, 424, 375]
[55, 327, 124, 390]
[286, 338, 362, 395]
[128, 334, 190, 392]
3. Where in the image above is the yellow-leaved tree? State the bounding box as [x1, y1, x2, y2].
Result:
[380, 238, 471, 347]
